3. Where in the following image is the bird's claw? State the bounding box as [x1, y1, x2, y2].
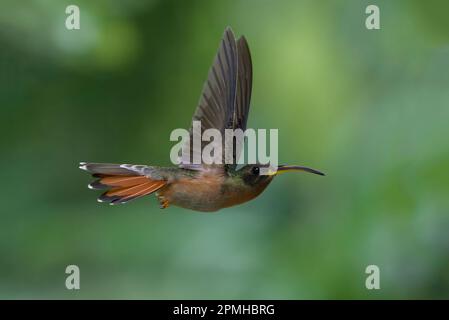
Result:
[157, 195, 170, 209]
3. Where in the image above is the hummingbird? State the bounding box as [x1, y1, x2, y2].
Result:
[79, 27, 324, 212]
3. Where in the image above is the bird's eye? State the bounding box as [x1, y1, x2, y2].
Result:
[252, 166, 260, 175]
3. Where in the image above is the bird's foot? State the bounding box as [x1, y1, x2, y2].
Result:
[157, 195, 170, 209]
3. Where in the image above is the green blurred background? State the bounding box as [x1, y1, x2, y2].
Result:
[1, 0, 449, 299]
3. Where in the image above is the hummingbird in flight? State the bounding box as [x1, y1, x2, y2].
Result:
[80, 27, 324, 212]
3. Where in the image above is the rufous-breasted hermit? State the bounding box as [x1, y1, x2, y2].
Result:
[80, 27, 324, 212]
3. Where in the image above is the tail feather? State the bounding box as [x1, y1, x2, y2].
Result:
[79, 162, 135, 176]
[88, 176, 150, 190]
[80, 162, 167, 205]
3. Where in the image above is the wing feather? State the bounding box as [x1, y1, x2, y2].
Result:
[180, 27, 253, 170]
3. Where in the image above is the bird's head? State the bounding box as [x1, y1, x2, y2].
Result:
[238, 163, 325, 189]
[222, 163, 324, 208]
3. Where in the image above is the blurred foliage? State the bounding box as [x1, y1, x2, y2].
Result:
[1, 0, 449, 299]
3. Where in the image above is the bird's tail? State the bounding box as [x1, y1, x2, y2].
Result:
[79, 162, 166, 205]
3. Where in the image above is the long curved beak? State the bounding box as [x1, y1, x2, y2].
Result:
[274, 165, 325, 176]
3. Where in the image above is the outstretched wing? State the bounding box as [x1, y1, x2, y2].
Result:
[234, 36, 253, 135]
[179, 27, 253, 170]
[231, 36, 253, 164]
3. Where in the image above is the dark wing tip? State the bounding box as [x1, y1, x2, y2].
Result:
[237, 35, 247, 42]
[237, 36, 251, 57]
[224, 26, 234, 33]
[223, 26, 236, 41]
